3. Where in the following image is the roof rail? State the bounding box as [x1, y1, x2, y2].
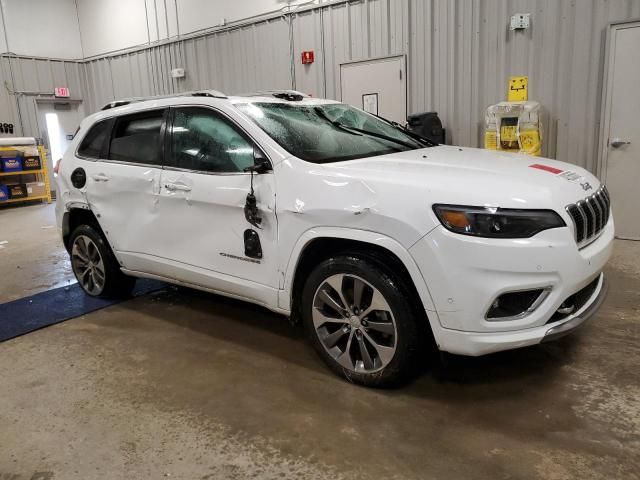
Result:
[101, 90, 227, 110]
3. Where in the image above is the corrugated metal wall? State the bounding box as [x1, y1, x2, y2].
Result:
[0, 55, 85, 139]
[298, 0, 640, 171]
[3, 0, 639, 172]
[81, 17, 292, 114]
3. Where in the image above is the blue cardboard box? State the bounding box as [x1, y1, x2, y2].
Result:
[0, 157, 23, 172]
[0, 184, 9, 202]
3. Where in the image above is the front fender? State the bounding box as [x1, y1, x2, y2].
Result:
[279, 226, 439, 317]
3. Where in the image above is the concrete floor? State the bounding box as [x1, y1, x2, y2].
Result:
[0, 203, 638, 480]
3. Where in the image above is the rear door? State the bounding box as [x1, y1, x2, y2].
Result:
[81, 108, 169, 272]
[155, 106, 279, 305]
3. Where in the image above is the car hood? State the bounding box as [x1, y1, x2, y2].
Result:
[320, 145, 600, 209]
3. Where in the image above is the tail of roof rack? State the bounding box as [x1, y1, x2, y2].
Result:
[101, 90, 227, 110]
[241, 90, 309, 101]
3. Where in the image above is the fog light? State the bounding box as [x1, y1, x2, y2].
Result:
[486, 288, 551, 320]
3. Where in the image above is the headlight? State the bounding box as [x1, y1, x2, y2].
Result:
[433, 204, 566, 238]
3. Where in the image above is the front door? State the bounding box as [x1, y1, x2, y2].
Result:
[602, 22, 640, 239]
[157, 106, 278, 305]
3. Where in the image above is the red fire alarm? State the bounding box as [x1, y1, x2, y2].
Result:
[301, 51, 315, 65]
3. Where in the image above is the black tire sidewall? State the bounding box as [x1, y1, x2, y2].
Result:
[68, 224, 133, 298]
[301, 255, 421, 387]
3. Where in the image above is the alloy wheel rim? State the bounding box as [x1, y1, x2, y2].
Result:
[71, 235, 106, 296]
[312, 273, 397, 373]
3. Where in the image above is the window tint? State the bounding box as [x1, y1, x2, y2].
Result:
[108, 110, 165, 165]
[77, 120, 111, 158]
[169, 107, 255, 173]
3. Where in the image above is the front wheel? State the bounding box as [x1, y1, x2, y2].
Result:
[301, 255, 423, 387]
[69, 224, 136, 298]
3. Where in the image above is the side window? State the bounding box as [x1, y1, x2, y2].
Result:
[169, 107, 255, 173]
[108, 110, 165, 165]
[77, 119, 112, 158]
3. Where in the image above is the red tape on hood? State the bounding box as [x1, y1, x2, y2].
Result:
[529, 164, 564, 174]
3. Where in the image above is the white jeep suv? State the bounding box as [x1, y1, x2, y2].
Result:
[56, 90, 613, 387]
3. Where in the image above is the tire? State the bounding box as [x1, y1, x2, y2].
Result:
[301, 254, 423, 388]
[68, 224, 136, 299]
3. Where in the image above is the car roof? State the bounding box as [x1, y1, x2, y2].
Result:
[83, 90, 340, 128]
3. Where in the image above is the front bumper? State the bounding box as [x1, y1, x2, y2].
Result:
[409, 217, 614, 356]
[541, 275, 608, 343]
[432, 273, 607, 356]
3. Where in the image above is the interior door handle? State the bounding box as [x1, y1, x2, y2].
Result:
[610, 138, 631, 148]
[164, 183, 192, 192]
[92, 173, 110, 182]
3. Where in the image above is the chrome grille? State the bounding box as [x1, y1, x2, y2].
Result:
[566, 186, 611, 247]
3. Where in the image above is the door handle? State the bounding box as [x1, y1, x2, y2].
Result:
[164, 183, 192, 192]
[91, 173, 110, 182]
[610, 138, 631, 148]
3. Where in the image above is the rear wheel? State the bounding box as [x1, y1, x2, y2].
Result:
[301, 255, 423, 387]
[69, 224, 135, 298]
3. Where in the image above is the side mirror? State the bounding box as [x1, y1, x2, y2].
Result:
[248, 147, 271, 174]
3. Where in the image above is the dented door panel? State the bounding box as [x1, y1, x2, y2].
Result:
[83, 161, 165, 272]
[155, 169, 279, 292]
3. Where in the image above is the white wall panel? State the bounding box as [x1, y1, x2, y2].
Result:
[0, 0, 82, 59]
[176, 0, 295, 34]
[76, 0, 150, 58]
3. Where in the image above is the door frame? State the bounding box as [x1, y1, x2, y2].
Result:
[34, 98, 84, 156]
[34, 98, 85, 192]
[339, 54, 407, 122]
[597, 19, 640, 181]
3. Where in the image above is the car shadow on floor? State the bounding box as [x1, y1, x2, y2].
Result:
[130, 284, 580, 397]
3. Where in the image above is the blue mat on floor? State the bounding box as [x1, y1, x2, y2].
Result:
[0, 279, 166, 342]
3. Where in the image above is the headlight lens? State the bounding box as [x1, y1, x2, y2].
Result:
[433, 204, 566, 238]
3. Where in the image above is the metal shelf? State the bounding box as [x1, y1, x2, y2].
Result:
[0, 145, 52, 205]
[0, 169, 45, 177]
[1, 195, 49, 204]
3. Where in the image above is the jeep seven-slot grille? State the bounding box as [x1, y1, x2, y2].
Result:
[566, 186, 610, 247]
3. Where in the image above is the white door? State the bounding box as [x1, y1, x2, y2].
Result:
[340, 56, 406, 124]
[80, 109, 167, 273]
[37, 101, 85, 192]
[602, 23, 640, 240]
[155, 106, 279, 306]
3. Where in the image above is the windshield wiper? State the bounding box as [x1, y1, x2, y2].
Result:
[314, 107, 362, 137]
[373, 114, 437, 147]
[314, 108, 418, 150]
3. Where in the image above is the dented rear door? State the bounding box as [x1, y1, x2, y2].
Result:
[83, 108, 168, 273]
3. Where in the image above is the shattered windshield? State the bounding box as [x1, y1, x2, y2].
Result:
[235, 102, 430, 164]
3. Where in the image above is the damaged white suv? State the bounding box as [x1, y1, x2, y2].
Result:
[56, 90, 613, 387]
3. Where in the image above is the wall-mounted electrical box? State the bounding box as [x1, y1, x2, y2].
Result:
[510, 13, 530, 31]
[171, 68, 185, 79]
